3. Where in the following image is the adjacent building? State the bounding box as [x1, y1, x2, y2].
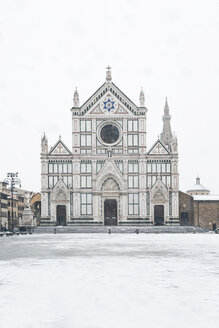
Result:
[0, 182, 9, 230]
[192, 195, 219, 229]
[41, 67, 179, 226]
[178, 177, 219, 230]
[0, 183, 37, 231]
[179, 191, 194, 226]
[187, 177, 219, 229]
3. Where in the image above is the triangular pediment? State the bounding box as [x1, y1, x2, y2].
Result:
[97, 161, 122, 178]
[147, 140, 170, 155]
[49, 139, 71, 156]
[79, 82, 141, 116]
[53, 177, 68, 191]
[151, 177, 167, 190]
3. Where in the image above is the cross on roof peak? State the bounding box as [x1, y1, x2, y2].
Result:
[106, 65, 112, 81]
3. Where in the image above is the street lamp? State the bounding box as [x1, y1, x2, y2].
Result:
[4, 173, 21, 233]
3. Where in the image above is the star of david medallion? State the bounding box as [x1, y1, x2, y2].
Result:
[103, 99, 115, 111]
[100, 97, 118, 114]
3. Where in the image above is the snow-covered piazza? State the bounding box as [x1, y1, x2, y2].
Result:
[0, 233, 219, 328]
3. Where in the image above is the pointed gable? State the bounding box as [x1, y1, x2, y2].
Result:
[49, 139, 72, 156]
[52, 177, 70, 201]
[151, 177, 168, 201]
[95, 160, 124, 191]
[79, 82, 140, 116]
[147, 140, 170, 155]
[53, 177, 68, 190]
[98, 161, 122, 178]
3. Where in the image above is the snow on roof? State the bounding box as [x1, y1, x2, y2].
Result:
[187, 183, 210, 192]
[193, 195, 219, 201]
[187, 176, 210, 193]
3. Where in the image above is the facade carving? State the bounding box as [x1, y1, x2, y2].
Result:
[40, 68, 179, 226]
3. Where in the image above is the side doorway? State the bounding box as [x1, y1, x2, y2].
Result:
[180, 211, 189, 226]
[56, 205, 66, 226]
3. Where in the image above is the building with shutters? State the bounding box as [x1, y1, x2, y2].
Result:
[40, 67, 179, 226]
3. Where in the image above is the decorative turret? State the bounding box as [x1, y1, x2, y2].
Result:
[41, 132, 48, 154]
[160, 97, 173, 147]
[73, 87, 79, 107]
[139, 87, 145, 107]
[106, 65, 112, 81]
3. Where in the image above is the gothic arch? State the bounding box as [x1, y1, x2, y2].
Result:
[97, 173, 123, 191]
[101, 177, 120, 191]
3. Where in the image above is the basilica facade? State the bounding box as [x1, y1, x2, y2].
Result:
[40, 68, 179, 226]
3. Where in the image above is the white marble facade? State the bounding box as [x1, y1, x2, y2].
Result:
[40, 68, 179, 226]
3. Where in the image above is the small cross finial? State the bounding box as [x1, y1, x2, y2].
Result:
[59, 134, 61, 140]
[106, 65, 112, 81]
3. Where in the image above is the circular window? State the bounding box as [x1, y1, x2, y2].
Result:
[100, 124, 120, 144]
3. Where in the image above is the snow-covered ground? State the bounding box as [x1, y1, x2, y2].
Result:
[0, 234, 219, 328]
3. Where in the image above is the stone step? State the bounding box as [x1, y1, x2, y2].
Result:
[33, 226, 210, 234]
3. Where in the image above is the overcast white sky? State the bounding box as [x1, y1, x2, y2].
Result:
[0, 0, 219, 193]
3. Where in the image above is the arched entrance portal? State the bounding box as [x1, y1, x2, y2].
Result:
[56, 205, 66, 226]
[154, 205, 164, 226]
[101, 177, 120, 226]
[104, 199, 117, 226]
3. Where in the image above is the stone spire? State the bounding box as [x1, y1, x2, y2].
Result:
[41, 132, 48, 154]
[164, 97, 170, 116]
[106, 65, 112, 81]
[139, 87, 145, 107]
[73, 87, 79, 107]
[161, 97, 172, 147]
